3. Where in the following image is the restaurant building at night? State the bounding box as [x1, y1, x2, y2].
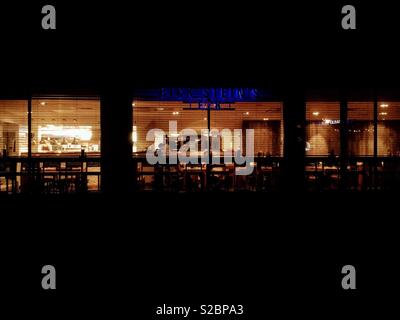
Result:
[1, 87, 400, 194]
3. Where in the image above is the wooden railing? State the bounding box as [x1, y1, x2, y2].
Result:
[3, 155, 400, 193]
[305, 156, 400, 191]
[132, 155, 282, 192]
[0, 156, 101, 194]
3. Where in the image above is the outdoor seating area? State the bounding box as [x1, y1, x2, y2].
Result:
[0, 156, 101, 194]
[135, 156, 282, 192]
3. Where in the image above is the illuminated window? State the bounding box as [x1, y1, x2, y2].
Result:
[306, 102, 340, 156]
[31, 98, 100, 155]
[133, 101, 283, 158]
[377, 102, 400, 156]
[133, 101, 208, 155]
[0, 100, 28, 156]
[210, 102, 283, 156]
[347, 102, 374, 156]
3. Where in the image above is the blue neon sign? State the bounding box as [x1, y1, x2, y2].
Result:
[134, 88, 270, 103]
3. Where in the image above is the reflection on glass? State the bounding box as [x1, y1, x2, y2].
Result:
[133, 101, 283, 157]
[347, 102, 374, 156]
[378, 102, 400, 156]
[306, 102, 340, 156]
[133, 101, 208, 156]
[211, 102, 283, 156]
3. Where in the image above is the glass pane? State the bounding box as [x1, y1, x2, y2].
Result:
[377, 101, 400, 156]
[306, 102, 340, 156]
[31, 98, 101, 155]
[0, 100, 28, 156]
[210, 102, 283, 157]
[133, 100, 208, 155]
[347, 102, 374, 156]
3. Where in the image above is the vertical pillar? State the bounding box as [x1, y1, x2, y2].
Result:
[28, 97, 32, 159]
[339, 99, 348, 190]
[27, 96, 33, 190]
[101, 90, 135, 194]
[373, 94, 378, 158]
[373, 92, 378, 188]
[282, 90, 306, 192]
[206, 103, 211, 190]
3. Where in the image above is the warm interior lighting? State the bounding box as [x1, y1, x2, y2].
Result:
[323, 119, 340, 125]
[38, 125, 93, 141]
[132, 126, 137, 152]
[132, 100, 283, 156]
[40, 102, 46, 106]
[132, 102, 136, 107]
[380, 104, 389, 108]
[312, 112, 320, 116]
[132, 129, 137, 142]
[380, 112, 388, 116]
[37, 125, 96, 153]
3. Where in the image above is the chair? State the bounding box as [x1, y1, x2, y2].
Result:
[162, 164, 183, 192]
[20, 161, 42, 193]
[184, 163, 205, 192]
[0, 159, 18, 193]
[41, 161, 61, 194]
[208, 164, 229, 191]
[62, 161, 85, 193]
[86, 161, 101, 192]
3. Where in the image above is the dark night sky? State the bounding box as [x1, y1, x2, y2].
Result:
[1, 2, 399, 91]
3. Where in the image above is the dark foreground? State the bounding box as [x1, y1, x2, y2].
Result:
[1, 191, 398, 318]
